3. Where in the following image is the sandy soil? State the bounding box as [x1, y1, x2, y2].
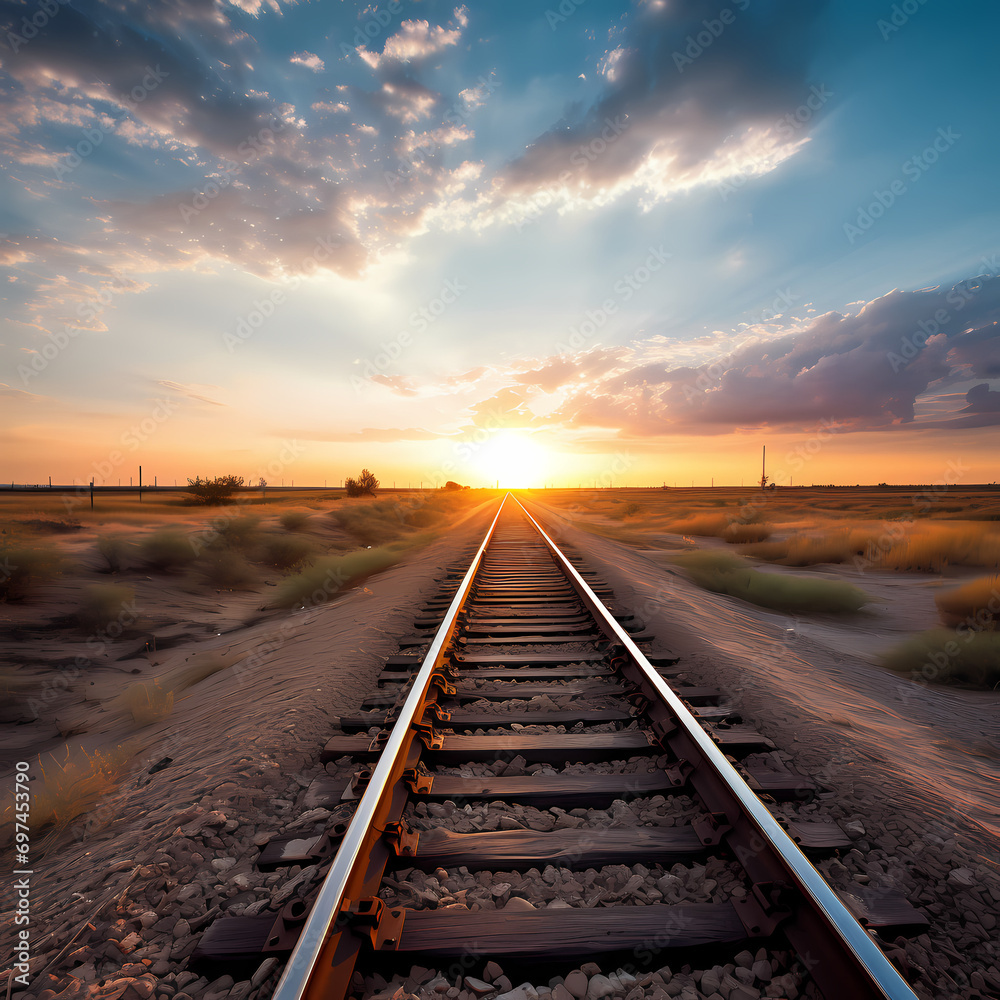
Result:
[0, 494, 499, 998]
[3, 488, 999, 1000]
[531, 496, 1000, 845]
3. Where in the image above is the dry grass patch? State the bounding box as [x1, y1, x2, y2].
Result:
[880, 630, 1000, 689]
[272, 545, 404, 608]
[76, 583, 136, 630]
[279, 510, 311, 531]
[935, 576, 1000, 628]
[0, 739, 139, 846]
[0, 543, 67, 600]
[138, 529, 197, 571]
[671, 550, 871, 614]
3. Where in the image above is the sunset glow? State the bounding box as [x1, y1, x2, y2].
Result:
[0, 3, 997, 487]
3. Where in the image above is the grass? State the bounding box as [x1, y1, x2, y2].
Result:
[739, 530, 864, 566]
[105, 652, 237, 728]
[329, 499, 416, 546]
[273, 545, 404, 608]
[255, 533, 316, 570]
[722, 522, 772, 544]
[880, 629, 1000, 689]
[670, 550, 872, 614]
[0, 543, 66, 600]
[0, 739, 139, 845]
[196, 548, 258, 588]
[279, 510, 311, 531]
[934, 576, 1000, 628]
[119, 678, 175, 726]
[138, 529, 197, 571]
[76, 583, 135, 630]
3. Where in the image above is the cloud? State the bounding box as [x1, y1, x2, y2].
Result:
[963, 383, 1000, 413]
[474, 1, 829, 225]
[462, 276, 1000, 438]
[155, 380, 225, 406]
[356, 7, 469, 69]
[291, 51, 325, 73]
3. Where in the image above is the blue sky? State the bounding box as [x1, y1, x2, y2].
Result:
[1, 0, 998, 487]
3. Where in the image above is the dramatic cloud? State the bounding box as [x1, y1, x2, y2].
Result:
[476, 0, 830, 224]
[446, 277, 1000, 438]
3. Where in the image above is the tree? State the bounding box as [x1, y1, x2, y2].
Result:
[442, 480, 464, 491]
[186, 474, 244, 505]
[345, 469, 379, 497]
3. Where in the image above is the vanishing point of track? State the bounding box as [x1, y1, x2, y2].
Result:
[195, 493, 928, 1000]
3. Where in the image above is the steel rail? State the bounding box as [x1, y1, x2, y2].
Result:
[270, 494, 509, 1000]
[514, 495, 919, 1000]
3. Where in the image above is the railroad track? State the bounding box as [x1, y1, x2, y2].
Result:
[195, 494, 929, 1000]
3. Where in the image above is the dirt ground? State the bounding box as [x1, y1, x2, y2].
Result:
[2, 486, 999, 1000]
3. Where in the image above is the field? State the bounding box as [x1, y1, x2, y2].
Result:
[533, 485, 1000, 689]
[0, 486, 493, 840]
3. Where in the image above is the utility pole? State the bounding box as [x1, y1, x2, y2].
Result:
[761, 445, 766, 489]
[139, 465, 142, 502]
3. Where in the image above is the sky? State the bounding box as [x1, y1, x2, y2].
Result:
[1, 0, 998, 489]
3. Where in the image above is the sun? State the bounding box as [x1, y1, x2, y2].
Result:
[470, 430, 553, 488]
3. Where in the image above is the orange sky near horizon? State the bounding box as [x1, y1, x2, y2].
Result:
[3, 416, 992, 490]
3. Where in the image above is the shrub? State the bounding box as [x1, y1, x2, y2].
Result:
[442, 481, 464, 491]
[212, 513, 261, 550]
[77, 583, 136, 631]
[279, 510, 311, 531]
[345, 468, 379, 497]
[95, 534, 131, 573]
[185, 474, 245, 505]
[196, 548, 258, 588]
[880, 630, 1000, 688]
[139, 529, 196, 571]
[671, 550, 871, 614]
[256, 533, 316, 570]
[0, 544, 65, 600]
[934, 576, 1000, 628]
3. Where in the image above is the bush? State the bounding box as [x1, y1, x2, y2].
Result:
[671, 550, 871, 614]
[880, 629, 1000, 688]
[345, 468, 379, 497]
[256, 533, 316, 570]
[935, 576, 1000, 628]
[442, 481, 464, 491]
[212, 514, 261, 550]
[279, 510, 311, 531]
[0, 544, 65, 600]
[139, 529, 197, 571]
[95, 534, 131, 573]
[77, 583, 136, 631]
[185, 474, 245, 505]
[196, 548, 258, 588]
